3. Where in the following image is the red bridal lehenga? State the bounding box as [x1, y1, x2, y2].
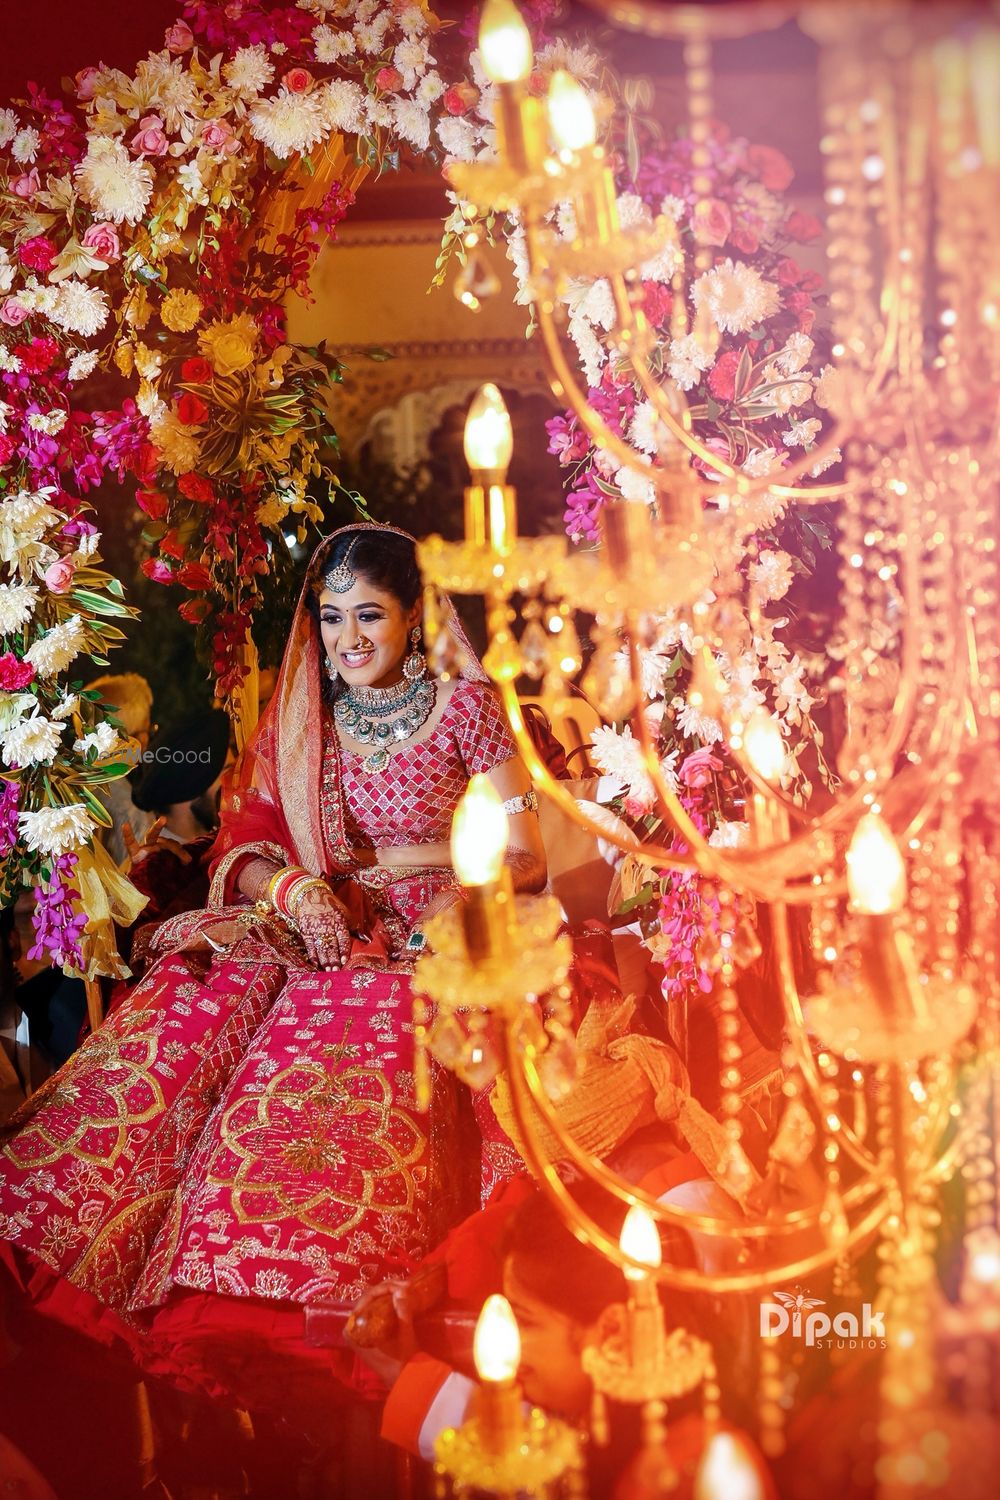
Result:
[0, 531, 554, 1417]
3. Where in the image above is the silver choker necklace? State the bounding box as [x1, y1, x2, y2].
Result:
[334, 674, 436, 773]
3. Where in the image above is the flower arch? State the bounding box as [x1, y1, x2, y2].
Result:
[0, 0, 831, 980]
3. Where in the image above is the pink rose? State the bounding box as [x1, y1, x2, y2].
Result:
[728, 224, 760, 255]
[691, 198, 731, 248]
[747, 144, 794, 192]
[81, 221, 121, 264]
[10, 168, 40, 199]
[164, 20, 194, 53]
[18, 236, 57, 274]
[624, 793, 654, 819]
[43, 557, 76, 594]
[0, 653, 35, 690]
[284, 67, 314, 94]
[785, 210, 822, 243]
[775, 256, 803, 287]
[141, 557, 174, 584]
[131, 114, 170, 157]
[201, 120, 236, 154]
[75, 66, 102, 101]
[679, 748, 724, 790]
[0, 298, 29, 327]
[375, 66, 404, 93]
[443, 83, 478, 116]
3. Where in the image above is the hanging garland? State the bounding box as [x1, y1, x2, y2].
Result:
[0, 0, 832, 994]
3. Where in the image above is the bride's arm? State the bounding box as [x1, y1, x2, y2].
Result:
[236, 855, 283, 901]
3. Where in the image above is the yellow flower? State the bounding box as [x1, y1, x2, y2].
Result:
[198, 313, 258, 377]
[113, 343, 135, 377]
[161, 287, 204, 333]
[255, 495, 288, 529]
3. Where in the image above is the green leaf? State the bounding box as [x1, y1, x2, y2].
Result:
[71, 588, 131, 618]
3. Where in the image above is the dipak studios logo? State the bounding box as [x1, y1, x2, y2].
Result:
[759, 1288, 887, 1350]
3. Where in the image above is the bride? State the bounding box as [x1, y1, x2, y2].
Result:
[0, 523, 547, 1403]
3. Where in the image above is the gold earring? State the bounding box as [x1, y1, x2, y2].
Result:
[403, 624, 425, 682]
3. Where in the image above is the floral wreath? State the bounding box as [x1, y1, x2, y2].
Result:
[0, 0, 831, 998]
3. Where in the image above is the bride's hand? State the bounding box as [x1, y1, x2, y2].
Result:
[294, 886, 352, 969]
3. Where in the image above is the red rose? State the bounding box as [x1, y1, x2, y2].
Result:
[747, 144, 794, 191]
[177, 561, 212, 590]
[18, 236, 57, 274]
[176, 391, 209, 426]
[707, 349, 742, 402]
[136, 489, 169, 520]
[0, 653, 35, 690]
[799, 270, 824, 293]
[640, 280, 673, 327]
[141, 558, 174, 583]
[284, 67, 314, 93]
[785, 210, 822, 243]
[691, 198, 732, 248]
[81, 221, 121, 264]
[728, 225, 760, 255]
[177, 472, 215, 504]
[0, 434, 16, 465]
[375, 66, 403, 93]
[775, 256, 803, 287]
[796, 308, 816, 334]
[443, 82, 478, 116]
[15, 336, 60, 373]
[784, 290, 812, 313]
[178, 597, 210, 623]
[159, 529, 186, 560]
[180, 356, 213, 383]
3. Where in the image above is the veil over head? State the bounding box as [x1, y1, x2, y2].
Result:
[211, 522, 487, 883]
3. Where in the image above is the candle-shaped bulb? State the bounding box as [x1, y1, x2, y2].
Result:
[464, 383, 514, 484]
[742, 709, 786, 783]
[693, 1432, 765, 1500]
[474, 1294, 521, 1383]
[547, 70, 597, 152]
[478, 0, 533, 85]
[620, 1203, 661, 1282]
[846, 811, 906, 915]
[451, 773, 509, 887]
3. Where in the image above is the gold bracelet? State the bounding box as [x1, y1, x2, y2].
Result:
[285, 875, 334, 921]
[267, 863, 308, 910]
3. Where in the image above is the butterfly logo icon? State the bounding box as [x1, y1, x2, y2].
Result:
[772, 1288, 826, 1336]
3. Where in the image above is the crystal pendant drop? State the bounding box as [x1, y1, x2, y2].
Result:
[519, 619, 551, 680]
[769, 1098, 817, 1170]
[427, 622, 467, 679]
[454, 245, 501, 311]
[582, 639, 636, 719]
[483, 631, 524, 683]
[552, 617, 583, 677]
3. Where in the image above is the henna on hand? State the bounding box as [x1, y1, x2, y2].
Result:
[294, 886, 352, 969]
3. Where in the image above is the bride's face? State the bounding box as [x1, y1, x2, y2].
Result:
[318, 574, 420, 691]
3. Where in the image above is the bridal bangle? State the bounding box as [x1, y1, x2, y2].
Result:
[285, 876, 334, 922]
[268, 864, 309, 916]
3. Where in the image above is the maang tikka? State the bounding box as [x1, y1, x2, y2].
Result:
[403, 625, 426, 682]
[324, 537, 360, 594]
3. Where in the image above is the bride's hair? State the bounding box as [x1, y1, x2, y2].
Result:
[306, 527, 421, 611]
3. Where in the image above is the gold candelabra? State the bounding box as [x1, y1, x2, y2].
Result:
[418, 1, 1000, 1494]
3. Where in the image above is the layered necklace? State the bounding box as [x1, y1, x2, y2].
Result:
[334, 671, 436, 774]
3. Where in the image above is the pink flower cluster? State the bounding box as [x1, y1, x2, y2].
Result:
[28, 853, 88, 969]
[0, 782, 19, 859]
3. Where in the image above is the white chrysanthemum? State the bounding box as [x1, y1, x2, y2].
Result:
[759, 362, 810, 413]
[12, 127, 41, 164]
[709, 820, 750, 850]
[24, 615, 86, 678]
[0, 349, 21, 373]
[399, 3, 429, 33]
[691, 258, 780, 336]
[74, 721, 119, 758]
[51, 279, 110, 337]
[365, 96, 393, 129]
[749, 548, 794, 602]
[356, 16, 390, 54]
[75, 138, 154, 226]
[640, 240, 683, 285]
[312, 25, 356, 64]
[783, 417, 822, 449]
[2, 711, 63, 767]
[67, 350, 99, 382]
[320, 79, 367, 135]
[0, 109, 18, 147]
[151, 411, 201, 475]
[630, 401, 671, 457]
[249, 88, 328, 159]
[614, 643, 671, 700]
[436, 115, 477, 162]
[18, 802, 95, 857]
[660, 193, 686, 224]
[393, 37, 432, 89]
[562, 275, 615, 332]
[416, 70, 444, 108]
[667, 334, 712, 392]
[675, 698, 724, 744]
[813, 363, 844, 412]
[0, 691, 36, 733]
[567, 313, 606, 387]
[51, 693, 79, 720]
[589, 725, 678, 810]
[0, 490, 61, 571]
[391, 98, 431, 152]
[774, 332, 814, 376]
[0, 400, 12, 433]
[537, 39, 601, 82]
[615, 463, 655, 506]
[809, 447, 841, 477]
[223, 45, 274, 96]
[616, 193, 652, 232]
[27, 410, 68, 436]
[15, 278, 57, 316]
[0, 582, 39, 633]
[741, 446, 782, 478]
[0, 253, 13, 295]
[136, 387, 167, 423]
